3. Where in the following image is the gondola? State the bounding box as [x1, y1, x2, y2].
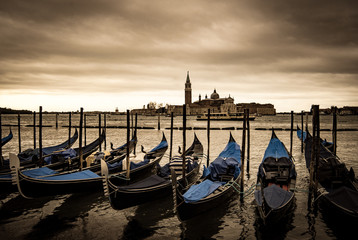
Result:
[0, 131, 107, 193]
[101, 133, 203, 210]
[10, 134, 139, 198]
[101, 133, 168, 192]
[173, 133, 241, 221]
[1, 130, 13, 147]
[304, 131, 358, 220]
[0, 129, 78, 173]
[254, 130, 297, 224]
[297, 125, 333, 152]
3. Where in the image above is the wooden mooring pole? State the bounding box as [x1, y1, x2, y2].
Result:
[33, 111, 36, 149]
[290, 111, 293, 156]
[68, 112, 71, 148]
[240, 109, 248, 201]
[332, 106, 337, 155]
[309, 105, 320, 208]
[84, 114, 87, 146]
[55, 113, 58, 129]
[126, 110, 130, 180]
[169, 112, 174, 160]
[79, 108, 83, 170]
[301, 111, 304, 153]
[0, 112, 2, 166]
[17, 114, 21, 153]
[99, 113, 102, 152]
[158, 114, 161, 130]
[134, 113, 138, 155]
[182, 104, 187, 187]
[207, 109, 210, 167]
[104, 113, 107, 150]
[39, 106, 43, 167]
[246, 112, 250, 174]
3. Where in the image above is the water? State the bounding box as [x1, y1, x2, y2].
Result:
[1, 114, 357, 240]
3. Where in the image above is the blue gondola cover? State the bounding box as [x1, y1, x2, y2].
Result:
[255, 184, 293, 209]
[39, 170, 100, 180]
[23, 167, 58, 178]
[183, 179, 225, 203]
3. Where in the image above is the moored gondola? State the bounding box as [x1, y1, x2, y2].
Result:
[1, 130, 13, 147]
[304, 131, 358, 221]
[254, 130, 297, 224]
[0, 129, 79, 174]
[101, 133, 203, 210]
[10, 135, 139, 198]
[102, 133, 168, 191]
[297, 125, 333, 152]
[173, 133, 241, 221]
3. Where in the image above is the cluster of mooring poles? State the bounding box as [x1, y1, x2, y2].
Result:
[0, 104, 339, 191]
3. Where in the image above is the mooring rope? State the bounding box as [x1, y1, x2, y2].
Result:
[224, 182, 260, 198]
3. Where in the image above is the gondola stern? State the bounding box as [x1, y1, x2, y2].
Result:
[9, 153, 32, 199]
[101, 159, 110, 197]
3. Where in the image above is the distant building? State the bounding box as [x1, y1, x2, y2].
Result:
[167, 72, 276, 116]
[132, 72, 276, 116]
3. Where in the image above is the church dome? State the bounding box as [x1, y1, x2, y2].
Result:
[211, 89, 219, 99]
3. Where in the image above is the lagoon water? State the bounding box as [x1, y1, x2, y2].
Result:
[1, 114, 357, 240]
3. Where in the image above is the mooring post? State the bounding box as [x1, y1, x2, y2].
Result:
[182, 104, 187, 187]
[68, 112, 71, 148]
[17, 114, 21, 153]
[56, 113, 58, 129]
[126, 110, 130, 180]
[169, 112, 174, 160]
[84, 113, 87, 146]
[99, 113, 102, 152]
[158, 113, 161, 130]
[134, 113, 138, 155]
[310, 105, 320, 207]
[39, 106, 43, 167]
[207, 109, 210, 167]
[104, 113, 107, 150]
[240, 109, 247, 202]
[0, 112, 2, 166]
[33, 111, 36, 149]
[131, 111, 134, 138]
[290, 111, 293, 156]
[79, 108, 83, 170]
[332, 106, 337, 155]
[246, 112, 250, 174]
[301, 111, 304, 153]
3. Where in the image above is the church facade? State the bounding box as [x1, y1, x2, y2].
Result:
[167, 72, 275, 116]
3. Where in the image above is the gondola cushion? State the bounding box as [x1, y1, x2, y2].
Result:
[183, 179, 225, 203]
[22, 167, 58, 178]
[38, 170, 100, 180]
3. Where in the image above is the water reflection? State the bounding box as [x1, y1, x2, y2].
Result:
[254, 201, 296, 240]
[121, 196, 175, 239]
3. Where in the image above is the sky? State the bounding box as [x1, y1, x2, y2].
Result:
[0, 0, 357, 113]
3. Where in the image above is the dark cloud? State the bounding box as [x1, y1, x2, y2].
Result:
[0, 0, 357, 111]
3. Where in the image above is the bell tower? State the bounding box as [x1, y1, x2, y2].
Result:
[185, 71, 192, 105]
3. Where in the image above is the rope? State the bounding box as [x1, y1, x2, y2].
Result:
[291, 187, 310, 193]
[224, 182, 260, 198]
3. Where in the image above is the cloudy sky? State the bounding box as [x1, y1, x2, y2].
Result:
[0, 0, 357, 112]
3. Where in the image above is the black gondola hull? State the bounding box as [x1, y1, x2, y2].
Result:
[109, 164, 201, 210]
[17, 172, 103, 198]
[256, 193, 296, 224]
